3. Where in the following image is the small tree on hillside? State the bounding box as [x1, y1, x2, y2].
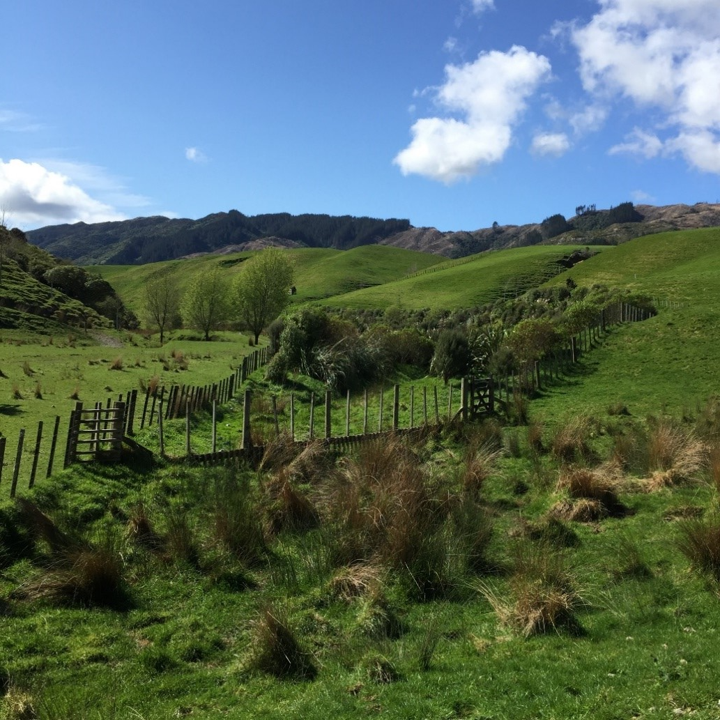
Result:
[145, 274, 181, 345]
[182, 266, 231, 341]
[235, 249, 294, 344]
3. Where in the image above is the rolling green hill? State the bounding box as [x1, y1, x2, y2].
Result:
[92, 245, 443, 316]
[319, 245, 595, 310]
[533, 227, 720, 417]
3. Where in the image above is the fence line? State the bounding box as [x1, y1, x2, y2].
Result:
[1, 302, 654, 493]
[0, 346, 271, 498]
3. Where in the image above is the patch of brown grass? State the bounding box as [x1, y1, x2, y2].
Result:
[247, 607, 316, 679]
[109, 356, 124, 371]
[11, 383, 22, 400]
[677, 517, 720, 581]
[126, 504, 164, 553]
[2, 686, 37, 719]
[328, 564, 383, 602]
[644, 419, 707, 489]
[264, 472, 319, 535]
[33, 382, 42, 400]
[551, 416, 593, 464]
[461, 444, 502, 498]
[556, 465, 627, 518]
[482, 544, 581, 637]
[21, 361, 34, 377]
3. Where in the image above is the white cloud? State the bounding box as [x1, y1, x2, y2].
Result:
[394, 46, 551, 183]
[0, 158, 125, 228]
[0, 109, 42, 133]
[444, 37, 459, 54]
[471, 0, 495, 14]
[569, 104, 608, 135]
[609, 128, 663, 158]
[531, 132, 571, 157]
[631, 189, 656, 203]
[185, 147, 208, 163]
[571, 0, 720, 173]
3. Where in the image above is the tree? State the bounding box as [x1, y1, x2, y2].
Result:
[234, 249, 294, 344]
[431, 329, 471, 383]
[181, 267, 231, 341]
[145, 274, 181, 345]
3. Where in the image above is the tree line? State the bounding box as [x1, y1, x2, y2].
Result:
[144, 248, 294, 344]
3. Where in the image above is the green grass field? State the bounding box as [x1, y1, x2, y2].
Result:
[318, 245, 594, 310]
[5, 228, 720, 717]
[531, 228, 720, 420]
[93, 245, 443, 316]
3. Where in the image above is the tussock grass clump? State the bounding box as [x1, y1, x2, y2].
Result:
[264, 472, 319, 535]
[33, 382, 42, 399]
[259, 433, 300, 473]
[211, 471, 266, 566]
[109, 356, 124, 371]
[551, 415, 594, 464]
[451, 496, 495, 573]
[677, 517, 720, 582]
[645, 418, 707, 489]
[21, 361, 34, 377]
[483, 544, 581, 637]
[461, 443, 502, 498]
[527, 421, 545, 455]
[18, 535, 127, 608]
[521, 516, 579, 548]
[11, 384, 22, 400]
[68, 386, 80, 400]
[247, 607, 316, 679]
[356, 585, 404, 639]
[328, 564, 383, 602]
[2, 686, 37, 719]
[0, 367, 7, 378]
[556, 465, 627, 519]
[360, 653, 401, 684]
[612, 533, 652, 580]
[16, 500, 73, 554]
[163, 507, 199, 567]
[126, 504, 164, 553]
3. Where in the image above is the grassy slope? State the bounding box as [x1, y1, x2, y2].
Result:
[93, 245, 443, 316]
[320, 245, 593, 310]
[533, 227, 720, 418]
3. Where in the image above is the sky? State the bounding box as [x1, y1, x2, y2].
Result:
[1, 0, 720, 233]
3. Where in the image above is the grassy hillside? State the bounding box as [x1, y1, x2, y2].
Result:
[320, 245, 594, 310]
[93, 245, 443, 316]
[533, 227, 720, 417]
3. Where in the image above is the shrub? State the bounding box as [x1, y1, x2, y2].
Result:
[431, 329, 471, 383]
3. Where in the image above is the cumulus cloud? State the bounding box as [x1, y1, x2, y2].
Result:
[531, 132, 571, 157]
[571, 0, 720, 173]
[609, 128, 663, 158]
[394, 46, 551, 183]
[185, 147, 208, 163]
[471, 0, 495, 14]
[0, 158, 125, 227]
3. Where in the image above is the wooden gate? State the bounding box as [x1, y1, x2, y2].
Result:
[468, 377, 495, 420]
[64, 401, 126, 467]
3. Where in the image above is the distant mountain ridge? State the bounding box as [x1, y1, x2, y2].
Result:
[26, 202, 720, 265]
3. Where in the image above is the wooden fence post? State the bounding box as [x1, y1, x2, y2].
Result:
[433, 386, 439, 424]
[378, 388, 384, 432]
[158, 396, 165, 457]
[363, 389, 368, 435]
[290, 393, 295, 441]
[241, 390, 252, 450]
[140, 389, 150, 429]
[325, 391, 332, 439]
[212, 400, 217, 454]
[0, 437, 6, 487]
[28, 421, 43, 489]
[447, 385, 453, 421]
[392, 385, 400, 431]
[10, 429, 25, 499]
[309, 392, 315, 441]
[273, 396, 280, 438]
[345, 390, 351, 437]
[185, 403, 191, 456]
[410, 387, 415, 428]
[423, 387, 428, 425]
[45, 414, 58, 478]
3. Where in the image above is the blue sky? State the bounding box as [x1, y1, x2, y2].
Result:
[2, 0, 719, 232]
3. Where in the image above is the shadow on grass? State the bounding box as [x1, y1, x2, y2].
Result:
[0, 404, 24, 417]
